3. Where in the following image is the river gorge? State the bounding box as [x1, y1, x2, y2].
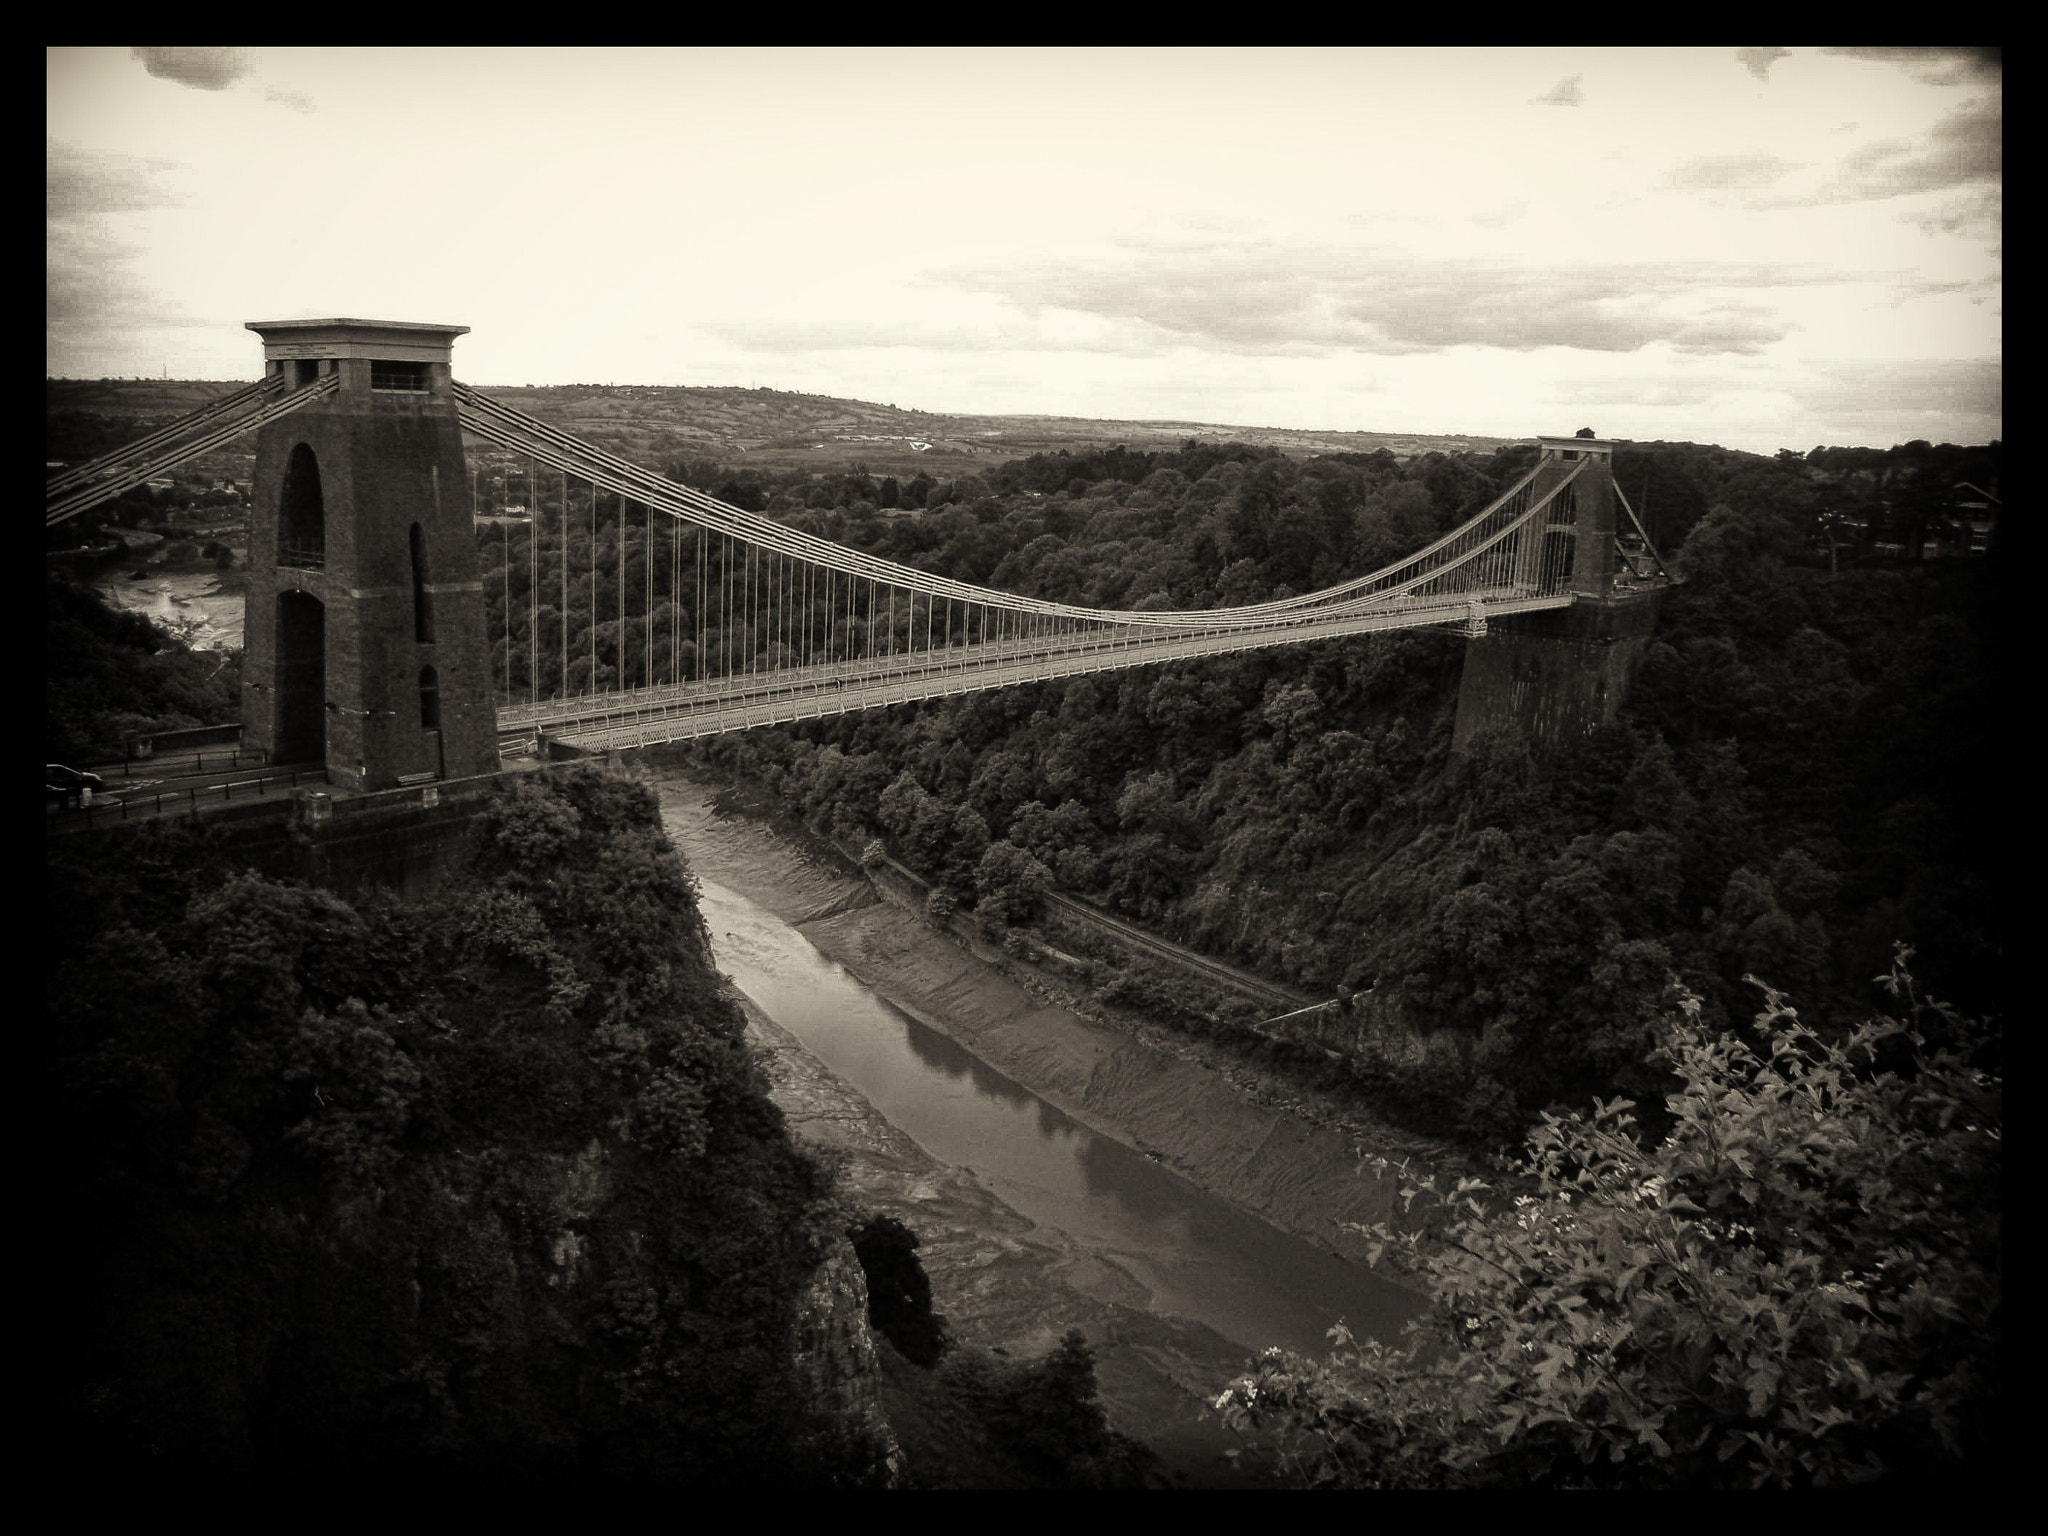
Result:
[654, 770, 1428, 1477]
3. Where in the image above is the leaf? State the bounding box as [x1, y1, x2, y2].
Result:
[1745, 1362, 1783, 1417]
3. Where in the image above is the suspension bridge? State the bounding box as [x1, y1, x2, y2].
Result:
[47, 318, 1670, 795]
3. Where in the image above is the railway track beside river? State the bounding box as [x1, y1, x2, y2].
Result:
[1037, 892, 1312, 1012]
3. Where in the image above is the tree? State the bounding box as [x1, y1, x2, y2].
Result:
[974, 840, 1053, 924]
[47, 768, 874, 1486]
[1215, 957, 2000, 1488]
[1259, 680, 1322, 753]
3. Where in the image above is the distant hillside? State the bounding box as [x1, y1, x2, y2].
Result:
[47, 380, 258, 487]
[47, 378, 1519, 482]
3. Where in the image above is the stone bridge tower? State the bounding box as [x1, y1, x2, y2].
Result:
[241, 319, 497, 792]
[1452, 431, 1666, 752]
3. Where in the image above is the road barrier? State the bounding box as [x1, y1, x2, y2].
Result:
[65, 766, 325, 831]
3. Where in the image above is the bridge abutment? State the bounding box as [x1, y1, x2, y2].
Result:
[1451, 588, 1665, 753]
[1452, 430, 1671, 753]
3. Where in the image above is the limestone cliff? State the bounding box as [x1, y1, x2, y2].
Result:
[793, 1239, 906, 1486]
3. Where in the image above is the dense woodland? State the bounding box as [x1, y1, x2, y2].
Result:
[44, 767, 1147, 1487]
[656, 432, 2000, 1486]
[49, 429, 2002, 1141]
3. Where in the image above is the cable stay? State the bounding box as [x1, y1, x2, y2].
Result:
[453, 384, 1584, 633]
[46, 374, 340, 527]
[45, 376, 280, 497]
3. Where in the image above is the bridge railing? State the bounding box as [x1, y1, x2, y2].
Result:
[48, 764, 333, 834]
[540, 588, 1575, 752]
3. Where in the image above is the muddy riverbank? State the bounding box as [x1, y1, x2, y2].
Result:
[88, 563, 245, 650]
[655, 769, 1467, 1267]
[738, 998, 1265, 1478]
[654, 768, 1440, 1478]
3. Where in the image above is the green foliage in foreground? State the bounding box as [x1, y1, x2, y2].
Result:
[1215, 956, 2000, 1488]
[876, 1329, 1160, 1489]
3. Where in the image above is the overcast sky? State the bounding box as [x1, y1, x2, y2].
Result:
[48, 47, 2000, 455]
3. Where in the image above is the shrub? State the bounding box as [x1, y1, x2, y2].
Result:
[979, 1331, 1157, 1488]
[1216, 957, 2000, 1488]
[973, 840, 1053, 925]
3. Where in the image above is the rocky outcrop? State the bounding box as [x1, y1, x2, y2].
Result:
[792, 1237, 905, 1486]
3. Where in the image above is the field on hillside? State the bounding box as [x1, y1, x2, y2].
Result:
[49, 378, 1519, 484]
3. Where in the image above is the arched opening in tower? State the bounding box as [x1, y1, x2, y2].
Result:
[279, 444, 325, 569]
[410, 522, 435, 642]
[418, 664, 444, 779]
[275, 590, 326, 765]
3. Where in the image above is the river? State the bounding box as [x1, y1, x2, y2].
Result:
[656, 773, 1425, 1474]
[89, 565, 244, 650]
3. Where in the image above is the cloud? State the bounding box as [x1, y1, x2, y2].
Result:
[1662, 307, 1791, 355]
[127, 47, 315, 110]
[130, 46, 254, 91]
[1736, 48, 1791, 83]
[1755, 96, 2000, 210]
[46, 138, 179, 221]
[704, 308, 1179, 361]
[1666, 153, 1801, 192]
[46, 139, 187, 336]
[1905, 187, 2002, 242]
[1553, 361, 2000, 451]
[1823, 46, 2000, 87]
[1556, 376, 1731, 409]
[1532, 74, 1583, 107]
[1469, 199, 1530, 229]
[1898, 273, 2001, 304]
[1790, 357, 2001, 433]
[922, 240, 1839, 360]
[1844, 98, 1999, 191]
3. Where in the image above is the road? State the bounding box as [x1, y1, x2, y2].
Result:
[45, 749, 326, 833]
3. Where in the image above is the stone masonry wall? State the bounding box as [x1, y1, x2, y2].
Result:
[1450, 589, 1665, 753]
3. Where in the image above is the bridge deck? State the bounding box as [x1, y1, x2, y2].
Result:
[515, 590, 1573, 751]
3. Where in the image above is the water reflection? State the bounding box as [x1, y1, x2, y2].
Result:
[695, 875, 1424, 1359]
[898, 1004, 1040, 1113]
